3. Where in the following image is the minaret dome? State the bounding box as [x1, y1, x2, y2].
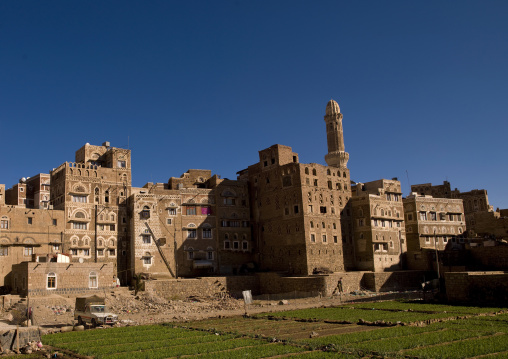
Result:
[325, 99, 340, 115]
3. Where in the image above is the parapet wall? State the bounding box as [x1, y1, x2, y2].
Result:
[145, 270, 426, 299]
[445, 271, 508, 304]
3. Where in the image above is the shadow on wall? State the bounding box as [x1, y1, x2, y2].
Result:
[363, 271, 430, 293]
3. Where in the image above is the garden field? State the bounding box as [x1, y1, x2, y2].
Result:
[42, 300, 508, 358]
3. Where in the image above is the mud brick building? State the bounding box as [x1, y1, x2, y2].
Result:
[11, 261, 115, 297]
[5, 174, 51, 209]
[238, 100, 353, 275]
[0, 205, 65, 287]
[350, 179, 406, 272]
[411, 181, 507, 241]
[129, 170, 252, 279]
[49, 142, 132, 284]
[1, 99, 506, 297]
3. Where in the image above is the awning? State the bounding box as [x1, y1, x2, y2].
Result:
[193, 260, 213, 269]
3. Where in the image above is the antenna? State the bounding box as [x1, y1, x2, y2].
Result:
[405, 170, 411, 194]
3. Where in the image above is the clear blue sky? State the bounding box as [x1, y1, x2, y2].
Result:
[1, 1, 507, 209]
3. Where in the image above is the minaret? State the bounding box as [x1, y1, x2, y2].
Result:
[324, 99, 349, 168]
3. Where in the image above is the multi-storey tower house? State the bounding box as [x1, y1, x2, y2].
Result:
[350, 179, 406, 271]
[411, 181, 499, 238]
[403, 194, 465, 252]
[239, 100, 352, 275]
[129, 170, 252, 279]
[50, 142, 132, 283]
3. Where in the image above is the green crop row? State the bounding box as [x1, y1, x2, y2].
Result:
[405, 333, 508, 359]
[44, 325, 204, 346]
[350, 328, 490, 353]
[99, 337, 267, 359]
[345, 300, 504, 314]
[299, 322, 451, 346]
[44, 324, 178, 342]
[191, 343, 306, 359]
[257, 307, 453, 323]
[56, 332, 238, 356]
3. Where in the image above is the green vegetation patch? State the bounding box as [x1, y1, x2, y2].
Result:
[405, 333, 508, 359]
[345, 300, 505, 315]
[257, 306, 453, 323]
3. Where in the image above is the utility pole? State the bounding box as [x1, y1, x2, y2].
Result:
[434, 229, 440, 279]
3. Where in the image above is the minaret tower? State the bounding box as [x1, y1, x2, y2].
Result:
[324, 99, 349, 168]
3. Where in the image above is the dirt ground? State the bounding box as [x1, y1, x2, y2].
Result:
[1, 288, 421, 330]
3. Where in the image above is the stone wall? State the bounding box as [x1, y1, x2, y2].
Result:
[445, 271, 508, 304]
[362, 271, 426, 292]
[0, 327, 40, 352]
[145, 276, 258, 299]
[145, 271, 402, 300]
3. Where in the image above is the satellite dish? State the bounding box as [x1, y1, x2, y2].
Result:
[78, 257, 84, 264]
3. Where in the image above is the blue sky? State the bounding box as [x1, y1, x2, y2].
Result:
[1, 1, 507, 209]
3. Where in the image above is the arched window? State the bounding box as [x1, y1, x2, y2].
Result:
[89, 272, 98, 288]
[47, 272, 57, 289]
[75, 211, 85, 219]
[312, 169, 317, 176]
[305, 168, 309, 175]
[381, 209, 384, 216]
[327, 169, 331, 175]
[343, 171, 347, 178]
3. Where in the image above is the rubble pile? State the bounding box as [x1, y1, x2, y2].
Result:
[106, 291, 244, 324]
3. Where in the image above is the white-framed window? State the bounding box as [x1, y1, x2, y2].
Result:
[167, 218, 172, 225]
[187, 229, 197, 239]
[83, 249, 90, 256]
[47, 272, 57, 289]
[425, 237, 431, 244]
[143, 253, 152, 265]
[71, 249, 78, 256]
[97, 249, 104, 256]
[109, 249, 116, 256]
[142, 235, 151, 244]
[0, 219, 8, 229]
[168, 208, 177, 215]
[72, 222, 87, 230]
[207, 251, 214, 260]
[310, 234, 316, 243]
[202, 228, 212, 239]
[0, 247, 8, 256]
[89, 271, 98, 288]
[24, 247, 33, 256]
[233, 241, 239, 250]
[322, 235, 327, 243]
[117, 160, 126, 168]
[419, 212, 427, 221]
[52, 244, 60, 251]
[72, 195, 87, 203]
